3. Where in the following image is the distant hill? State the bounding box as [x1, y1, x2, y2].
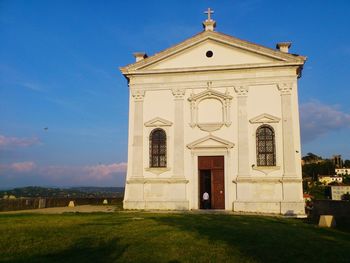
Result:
[0, 186, 124, 198]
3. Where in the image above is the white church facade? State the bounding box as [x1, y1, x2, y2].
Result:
[120, 10, 306, 215]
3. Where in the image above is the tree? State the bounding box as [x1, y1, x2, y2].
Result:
[302, 152, 322, 164]
[302, 160, 335, 181]
[341, 192, 350, 201]
[343, 175, 350, 184]
[308, 185, 329, 200]
[344, 160, 350, 168]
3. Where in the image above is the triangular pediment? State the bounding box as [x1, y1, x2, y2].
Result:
[120, 31, 306, 74]
[187, 135, 234, 150]
[146, 39, 278, 70]
[145, 117, 173, 127]
[249, 113, 280, 124]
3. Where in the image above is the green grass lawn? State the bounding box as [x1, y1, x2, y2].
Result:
[0, 211, 349, 263]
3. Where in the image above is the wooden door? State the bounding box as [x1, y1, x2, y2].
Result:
[198, 156, 225, 209]
[212, 169, 225, 209]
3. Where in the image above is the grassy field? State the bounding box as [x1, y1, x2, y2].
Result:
[0, 211, 349, 263]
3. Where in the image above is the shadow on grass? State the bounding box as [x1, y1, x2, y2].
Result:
[3, 237, 128, 263]
[152, 214, 350, 263]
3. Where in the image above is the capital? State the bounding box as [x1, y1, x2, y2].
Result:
[132, 89, 145, 101]
[277, 83, 293, 95]
[172, 87, 185, 99]
[234, 86, 249, 97]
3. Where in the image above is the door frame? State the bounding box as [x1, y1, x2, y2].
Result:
[192, 151, 229, 210]
[198, 156, 225, 209]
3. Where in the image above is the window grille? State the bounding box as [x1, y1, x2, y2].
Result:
[149, 129, 166, 167]
[256, 125, 276, 166]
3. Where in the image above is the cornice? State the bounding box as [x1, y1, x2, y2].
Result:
[121, 61, 304, 76]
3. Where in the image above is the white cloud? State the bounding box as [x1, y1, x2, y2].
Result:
[85, 163, 127, 179]
[0, 134, 40, 148]
[0, 161, 36, 172]
[11, 161, 36, 172]
[36, 162, 127, 184]
[300, 100, 350, 143]
[0, 161, 127, 186]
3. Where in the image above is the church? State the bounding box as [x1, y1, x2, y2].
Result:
[120, 9, 306, 215]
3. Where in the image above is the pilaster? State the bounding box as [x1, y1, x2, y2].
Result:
[172, 88, 185, 178]
[131, 89, 145, 177]
[277, 83, 297, 177]
[234, 86, 250, 177]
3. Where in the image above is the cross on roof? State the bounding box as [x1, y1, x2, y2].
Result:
[204, 8, 214, 21]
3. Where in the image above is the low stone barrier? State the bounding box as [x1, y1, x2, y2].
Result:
[0, 197, 123, 212]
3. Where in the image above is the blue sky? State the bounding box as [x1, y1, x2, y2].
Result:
[1, 0, 350, 188]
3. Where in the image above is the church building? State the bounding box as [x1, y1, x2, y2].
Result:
[120, 9, 306, 215]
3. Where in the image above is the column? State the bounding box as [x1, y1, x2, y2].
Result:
[131, 89, 145, 177]
[172, 87, 185, 178]
[278, 83, 297, 177]
[234, 86, 250, 177]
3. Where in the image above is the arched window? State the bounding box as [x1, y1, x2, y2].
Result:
[256, 125, 276, 166]
[150, 129, 167, 167]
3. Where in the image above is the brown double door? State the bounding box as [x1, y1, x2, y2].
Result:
[198, 156, 225, 209]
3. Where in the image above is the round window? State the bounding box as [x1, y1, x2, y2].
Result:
[206, 50, 213, 58]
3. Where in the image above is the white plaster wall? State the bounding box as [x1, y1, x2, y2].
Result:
[124, 64, 304, 213]
[247, 84, 283, 177]
[143, 90, 174, 178]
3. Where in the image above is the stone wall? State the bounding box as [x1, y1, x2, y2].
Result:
[312, 200, 350, 219]
[0, 197, 123, 212]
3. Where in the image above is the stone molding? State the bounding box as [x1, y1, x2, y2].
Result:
[188, 82, 233, 131]
[249, 113, 280, 124]
[233, 177, 282, 184]
[197, 123, 224, 132]
[144, 117, 173, 127]
[145, 167, 171, 175]
[129, 76, 297, 91]
[124, 63, 304, 75]
[233, 176, 301, 184]
[186, 134, 234, 150]
[252, 166, 281, 175]
[127, 178, 189, 184]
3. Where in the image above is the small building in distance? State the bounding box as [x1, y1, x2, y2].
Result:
[336, 168, 350, 176]
[330, 185, 350, 200]
[318, 175, 343, 185]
